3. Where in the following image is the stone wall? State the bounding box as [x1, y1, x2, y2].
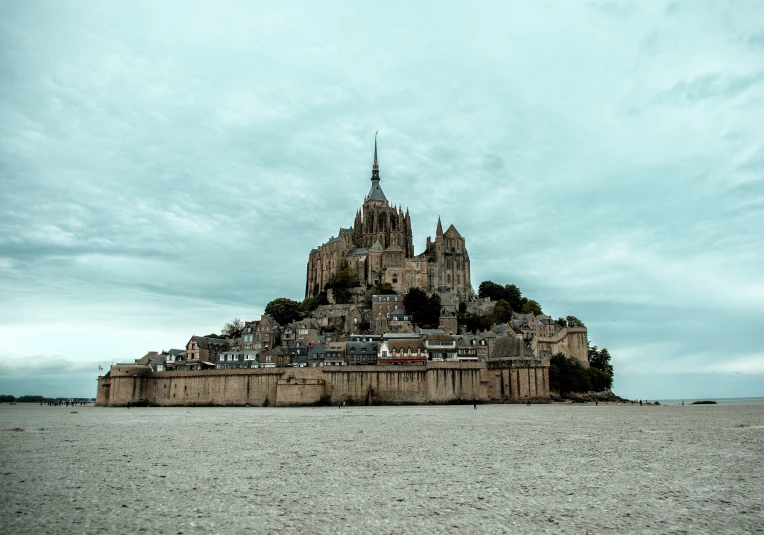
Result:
[96, 362, 550, 407]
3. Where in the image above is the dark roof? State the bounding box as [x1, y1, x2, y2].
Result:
[491, 337, 537, 360]
[367, 180, 387, 202]
[347, 248, 369, 255]
[192, 336, 229, 349]
[346, 341, 378, 353]
[308, 344, 326, 359]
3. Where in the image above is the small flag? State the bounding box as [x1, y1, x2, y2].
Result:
[98, 365, 104, 371]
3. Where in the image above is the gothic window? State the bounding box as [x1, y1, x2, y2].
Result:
[393, 273, 398, 283]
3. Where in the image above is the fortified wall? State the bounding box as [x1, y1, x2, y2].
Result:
[96, 362, 549, 407]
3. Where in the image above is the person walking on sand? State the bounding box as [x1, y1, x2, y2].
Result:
[473, 403, 477, 410]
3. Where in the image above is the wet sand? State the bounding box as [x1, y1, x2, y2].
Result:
[1, 403, 762, 534]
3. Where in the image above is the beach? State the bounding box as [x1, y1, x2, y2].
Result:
[1, 403, 762, 534]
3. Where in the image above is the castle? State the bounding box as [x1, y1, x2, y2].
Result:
[95, 135, 599, 407]
[305, 135, 472, 301]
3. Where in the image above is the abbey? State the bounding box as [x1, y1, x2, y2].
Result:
[306, 137, 472, 300]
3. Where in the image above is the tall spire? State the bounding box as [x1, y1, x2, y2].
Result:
[371, 130, 380, 181]
[366, 131, 387, 203]
[436, 216, 443, 236]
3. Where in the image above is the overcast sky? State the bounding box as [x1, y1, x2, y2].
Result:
[1, 1, 762, 400]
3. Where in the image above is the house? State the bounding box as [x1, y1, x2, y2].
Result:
[292, 319, 321, 344]
[216, 351, 258, 369]
[241, 321, 260, 351]
[287, 342, 308, 365]
[185, 336, 229, 370]
[258, 349, 277, 368]
[324, 342, 346, 366]
[255, 314, 281, 353]
[307, 344, 326, 367]
[163, 349, 186, 370]
[345, 340, 378, 365]
[378, 338, 425, 365]
[423, 333, 457, 361]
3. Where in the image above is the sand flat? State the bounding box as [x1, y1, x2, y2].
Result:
[1, 403, 763, 534]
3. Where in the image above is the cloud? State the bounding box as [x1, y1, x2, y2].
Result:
[654, 71, 764, 106]
[0, 1, 763, 398]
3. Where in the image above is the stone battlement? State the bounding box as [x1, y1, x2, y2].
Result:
[96, 361, 549, 407]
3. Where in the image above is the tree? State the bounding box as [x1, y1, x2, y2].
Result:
[549, 354, 591, 394]
[326, 261, 361, 305]
[477, 281, 528, 312]
[521, 299, 542, 315]
[490, 299, 513, 324]
[588, 346, 614, 376]
[503, 284, 525, 312]
[478, 281, 505, 301]
[555, 317, 568, 328]
[264, 298, 302, 326]
[565, 315, 585, 328]
[221, 318, 244, 339]
[403, 287, 441, 328]
[363, 283, 396, 306]
[301, 292, 328, 313]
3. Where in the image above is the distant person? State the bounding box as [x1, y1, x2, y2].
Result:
[473, 403, 477, 410]
[639, 400, 642, 406]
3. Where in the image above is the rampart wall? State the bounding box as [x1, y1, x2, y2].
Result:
[96, 362, 549, 407]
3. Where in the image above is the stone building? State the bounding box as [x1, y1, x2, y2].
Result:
[306, 136, 472, 301]
[184, 336, 229, 369]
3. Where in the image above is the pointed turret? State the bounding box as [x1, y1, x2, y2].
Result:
[436, 216, 443, 237]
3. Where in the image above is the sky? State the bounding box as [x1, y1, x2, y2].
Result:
[1, 1, 763, 400]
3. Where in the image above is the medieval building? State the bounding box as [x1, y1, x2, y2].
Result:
[305, 137, 472, 300]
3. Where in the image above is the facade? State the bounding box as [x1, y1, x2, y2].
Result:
[185, 336, 229, 370]
[306, 137, 472, 301]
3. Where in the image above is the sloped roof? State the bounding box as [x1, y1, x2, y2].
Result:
[491, 336, 536, 360]
[370, 240, 384, 251]
[444, 224, 462, 238]
[389, 339, 422, 352]
[192, 336, 229, 349]
[367, 181, 387, 202]
[385, 243, 403, 252]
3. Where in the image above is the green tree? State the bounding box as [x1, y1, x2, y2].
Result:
[478, 281, 506, 301]
[588, 346, 614, 376]
[503, 284, 525, 312]
[549, 354, 592, 394]
[490, 299, 513, 324]
[301, 292, 328, 313]
[565, 315, 585, 328]
[403, 287, 441, 328]
[326, 261, 361, 305]
[221, 318, 244, 339]
[264, 297, 302, 326]
[363, 283, 396, 306]
[521, 299, 542, 315]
